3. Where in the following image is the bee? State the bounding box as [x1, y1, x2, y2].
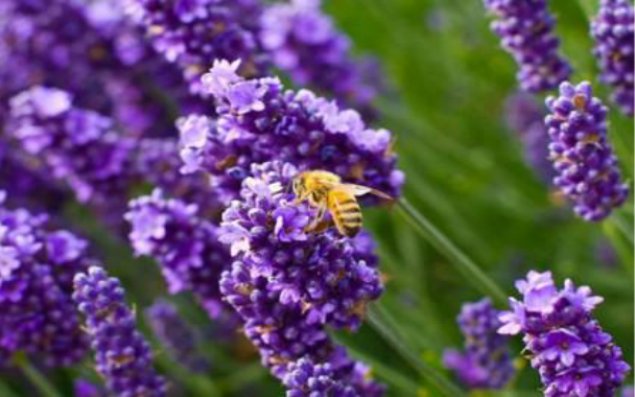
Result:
[292, 170, 392, 237]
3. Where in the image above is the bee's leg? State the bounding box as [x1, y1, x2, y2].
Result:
[305, 203, 327, 233]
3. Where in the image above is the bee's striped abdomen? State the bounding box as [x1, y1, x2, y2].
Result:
[328, 189, 362, 237]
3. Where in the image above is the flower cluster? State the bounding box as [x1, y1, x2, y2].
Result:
[145, 299, 210, 373]
[125, 190, 230, 318]
[483, 0, 572, 92]
[0, 0, 182, 138]
[499, 271, 630, 397]
[73, 266, 167, 397]
[178, 60, 403, 205]
[134, 138, 221, 217]
[7, 87, 134, 210]
[504, 92, 553, 182]
[0, 191, 92, 367]
[126, 0, 267, 96]
[260, 0, 380, 119]
[591, 0, 634, 116]
[443, 298, 515, 390]
[218, 161, 384, 394]
[545, 81, 628, 221]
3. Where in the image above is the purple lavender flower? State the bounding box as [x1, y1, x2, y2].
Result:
[624, 385, 635, 397]
[145, 299, 210, 373]
[218, 161, 384, 394]
[499, 271, 630, 397]
[504, 92, 553, 182]
[591, 0, 634, 116]
[126, 190, 230, 318]
[134, 138, 222, 217]
[0, 0, 207, 138]
[126, 0, 267, 96]
[7, 87, 134, 210]
[0, 192, 90, 367]
[178, 59, 403, 204]
[74, 379, 105, 397]
[73, 266, 167, 397]
[443, 298, 515, 390]
[484, 0, 572, 92]
[545, 81, 628, 221]
[260, 0, 381, 119]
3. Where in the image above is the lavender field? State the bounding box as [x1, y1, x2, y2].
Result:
[0, 0, 633, 396]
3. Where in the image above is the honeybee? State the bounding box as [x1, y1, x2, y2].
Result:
[292, 170, 392, 237]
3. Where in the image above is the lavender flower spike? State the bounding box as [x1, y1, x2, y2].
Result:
[126, 0, 266, 95]
[0, 192, 90, 367]
[260, 0, 381, 119]
[484, 0, 572, 92]
[504, 92, 553, 182]
[126, 190, 230, 318]
[7, 87, 134, 223]
[218, 161, 384, 395]
[545, 81, 628, 221]
[145, 299, 210, 373]
[591, 0, 634, 116]
[179, 59, 403, 204]
[443, 298, 515, 390]
[73, 267, 167, 397]
[499, 271, 630, 397]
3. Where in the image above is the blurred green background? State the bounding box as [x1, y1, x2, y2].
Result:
[2, 0, 632, 396]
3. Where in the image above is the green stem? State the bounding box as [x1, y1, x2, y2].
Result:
[397, 198, 508, 304]
[367, 309, 466, 397]
[336, 341, 420, 394]
[14, 355, 62, 397]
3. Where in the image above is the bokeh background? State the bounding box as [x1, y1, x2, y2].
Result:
[0, 0, 633, 396]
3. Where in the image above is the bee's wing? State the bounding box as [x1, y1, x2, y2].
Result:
[343, 184, 393, 201]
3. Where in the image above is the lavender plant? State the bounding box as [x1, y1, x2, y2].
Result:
[499, 271, 630, 397]
[443, 298, 515, 390]
[178, 59, 403, 205]
[591, 0, 634, 116]
[260, 0, 381, 119]
[0, 191, 91, 367]
[545, 81, 628, 221]
[218, 161, 384, 394]
[7, 87, 134, 207]
[73, 266, 168, 397]
[504, 92, 553, 182]
[483, 0, 572, 92]
[126, 0, 267, 96]
[126, 190, 230, 318]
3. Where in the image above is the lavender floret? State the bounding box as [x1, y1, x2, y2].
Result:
[591, 0, 634, 116]
[499, 271, 630, 397]
[545, 81, 628, 221]
[73, 267, 167, 397]
[443, 298, 515, 390]
[484, 0, 572, 92]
